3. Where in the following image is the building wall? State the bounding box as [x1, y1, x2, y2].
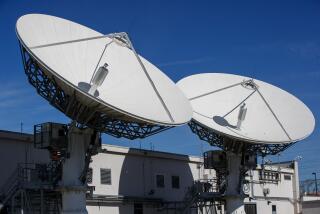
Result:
[0, 131, 50, 189]
[244, 164, 298, 214]
[90, 145, 202, 202]
[301, 201, 320, 214]
[301, 196, 320, 214]
[0, 130, 301, 214]
[87, 204, 130, 214]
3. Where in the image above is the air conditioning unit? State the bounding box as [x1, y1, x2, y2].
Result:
[34, 122, 68, 149]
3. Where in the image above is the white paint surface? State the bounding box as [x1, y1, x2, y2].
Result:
[177, 73, 315, 144]
[16, 14, 192, 126]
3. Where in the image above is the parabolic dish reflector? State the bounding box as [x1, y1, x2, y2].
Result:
[177, 73, 315, 144]
[16, 14, 192, 130]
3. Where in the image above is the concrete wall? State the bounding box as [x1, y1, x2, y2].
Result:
[244, 164, 298, 214]
[301, 196, 320, 214]
[90, 145, 202, 201]
[302, 200, 320, 214]
[0, 130, 301, 214]
[87, 145, 204, 214]
[87, 203, 189, 214]
[0, 130, 50, 189]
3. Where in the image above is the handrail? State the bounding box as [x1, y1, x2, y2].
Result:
[0, 162, 63, 213]
[194, 178, 221, 193]
[0, 162, 61, 203]
[0, 167, 19, 196]
[180, 179, 223, 213]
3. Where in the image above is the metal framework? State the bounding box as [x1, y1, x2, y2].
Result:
[20, 44, 169, 140]
[159, 178, 225, 214]
[188, 120, 295, 156]
[0, 163, 62, 213]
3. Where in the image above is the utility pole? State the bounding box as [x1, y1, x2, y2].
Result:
[312, 172, 318, 195]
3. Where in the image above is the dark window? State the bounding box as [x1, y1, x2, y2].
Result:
[244, 204, 257, 214]
[259, 170, 279, 182]
[87, 168, 93, 184]
[100, 168, 111, 185]
[156, 174, 165, 188]
[284, 175, 291, 180]
[134, 203, 143, 214]
[172, 176, 180, 189]
[272, 205, 277, 214]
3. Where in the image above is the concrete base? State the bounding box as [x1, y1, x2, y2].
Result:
[226, 197, 246, 214]
[61, 190, 88, 214]
[225, 152, 246, 214]
[60, 125, 94, 214]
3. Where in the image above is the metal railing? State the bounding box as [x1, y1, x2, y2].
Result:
[17, 163, 61, 186]
[179, 179, 224, 213]
[300, 179, 320, 196]
[194, 179, 221, 194]
[0, 162, 62, 208]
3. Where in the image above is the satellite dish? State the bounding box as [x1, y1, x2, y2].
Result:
[177, 73, 315, 144]
[16, 14, 192, 137]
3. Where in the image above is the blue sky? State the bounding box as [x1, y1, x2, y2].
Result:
[0, 0, 319, 180]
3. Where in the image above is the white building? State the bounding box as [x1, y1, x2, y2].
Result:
[0, 129, 301, 214]
[244, 162, 300, 214]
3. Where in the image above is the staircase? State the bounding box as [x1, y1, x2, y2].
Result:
[180, 179, 225, 214]
[0, 123, 95, 214]
[9, 189, 61, 214]
[0, 163, 62, 214]
[159, 179, 225, 214]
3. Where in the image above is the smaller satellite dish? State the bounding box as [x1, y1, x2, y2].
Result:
[177, 73, 315, 144]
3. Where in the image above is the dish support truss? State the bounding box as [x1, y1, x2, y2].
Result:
[19, 44, 169, 140]
[188, 120, 295, 157]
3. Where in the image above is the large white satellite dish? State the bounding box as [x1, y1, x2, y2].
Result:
[16, 14, 192, 132]
[177, 73, 315, 144]
[16, 14, 193, 213]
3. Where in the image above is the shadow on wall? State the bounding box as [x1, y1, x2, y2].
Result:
[118, 148, 195, 213]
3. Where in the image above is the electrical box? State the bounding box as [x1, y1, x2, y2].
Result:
[244, 154, 257, 168]
[34, 122, 68, 149]
[203, 150, 226, 169]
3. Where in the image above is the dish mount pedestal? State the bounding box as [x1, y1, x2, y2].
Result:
[225, 152, 247, 214]
[60, 125, 96, 214]
[35, 122, 100, 213]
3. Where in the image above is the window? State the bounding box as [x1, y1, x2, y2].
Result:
[134, 203, 143, 214]
[284, 174, 291, 180]
[100, 168, 111, 185]
[259, 170, 279, 182]
[87, 168, 93, 184]
[272, 205, 277, 214]
[156, 174, 165, 188]
[244, 203, 257, 214]
[172, 176, 180, 189]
